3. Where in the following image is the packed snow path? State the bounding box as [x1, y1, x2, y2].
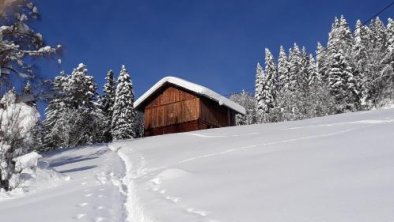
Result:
[0, 145, 127, 222]
[116, 108, 394, 222]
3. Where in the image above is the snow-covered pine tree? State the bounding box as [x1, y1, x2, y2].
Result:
[326, 16, 360, 112]
[365, 17, 387, 106]
[288, 44, 302, 92]
[307, 55, 320, 87]
[289, 46, 313, 119]
[352, 20, 372, 108]
[328, 49, 359, 113]
[263, 48, 279, 122]
[66, 63, 104, 145]
[277, 46, 289, 91]
[99, 70, 116, 142]
[66, 64, 97, 109]
[255, 62, 264, 123]
[275, 46, 291, 121]
[284, 43, 304, 120]
[43, 73, 69, 149]
[298, 47, 311, 92]
[305, 54, 333, 117]
[111, 65, 136, 140]
[327, 16, 353, 56]
[316, 42, 328, 84]
[229, 90, 256, 125]
[380, 18, 394, 104]
[44, 64, 104, 150]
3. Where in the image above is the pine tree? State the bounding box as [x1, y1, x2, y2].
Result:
[380, 18, 394, 104]
[66, 64, 97, 110]
[328, 50, 359, 112]
[43, 74, 69, 149]
[229, 90, 256, 125]
[352, 20, 371, 107]
[255, 62, 264, 123]
[264, 48, 278, 122]
[275, 46, 291, 121]
[111, 65, 136, 140]
[277, 46, 289, 91]
[285, 43, 304, 120]
[316, 42, 328, 84]
[306, 54, 333, 117]
[44, 64, 104, 149]
[298, 47, 311, 92]
[307, 55, 320, 86]
[326, 15, 360, 112]
[327, 16, 353, 56]
[99, 70, 116, 142]
[367, 17, 388, 106]
[65, 63, 103, 145]
[288, 44, 302, 92]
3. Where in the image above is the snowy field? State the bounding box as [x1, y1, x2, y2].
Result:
[116, 107, 394, 222]
[1, 108, 394, 222]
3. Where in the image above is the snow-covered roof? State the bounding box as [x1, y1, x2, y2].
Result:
[134, 76, 246, 114]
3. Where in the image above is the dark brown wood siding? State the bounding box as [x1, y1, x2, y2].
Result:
[199, 98, 235, 128]
[143, 85, 200, 132]
[142, 84, 237, 136]
[144, 120, 201, 136]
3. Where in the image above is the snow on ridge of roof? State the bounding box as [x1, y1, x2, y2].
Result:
[134, 76, 246, 114]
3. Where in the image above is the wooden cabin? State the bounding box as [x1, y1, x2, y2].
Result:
[134, 76, 246, 137]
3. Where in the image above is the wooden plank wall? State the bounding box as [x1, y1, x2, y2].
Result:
[144, 86, 200, 129]
[199, 98, 234, 127]
[144, 120, 200, 136]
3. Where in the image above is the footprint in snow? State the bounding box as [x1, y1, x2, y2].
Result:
[95, 206, 105, 210]
[165, 195, 179, 203]
[84, 193, 93, 197]
[77, 202, 88, 207]
[186, 208, 208, 217]
[95, 217, 105, 222]
[73, 213, 86, 220]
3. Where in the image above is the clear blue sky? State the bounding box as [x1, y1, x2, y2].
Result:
[34, 0, 394, 98]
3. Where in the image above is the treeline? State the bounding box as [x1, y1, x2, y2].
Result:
[43, 64, 142, 151]
[231, 16, 394, 125]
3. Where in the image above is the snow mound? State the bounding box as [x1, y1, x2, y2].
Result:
[14, 151, 41, 172]
[0, 152, 69, 200]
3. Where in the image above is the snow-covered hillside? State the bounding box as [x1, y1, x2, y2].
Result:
[1, 108, 394, 222]
[116, 108, 394, 222]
